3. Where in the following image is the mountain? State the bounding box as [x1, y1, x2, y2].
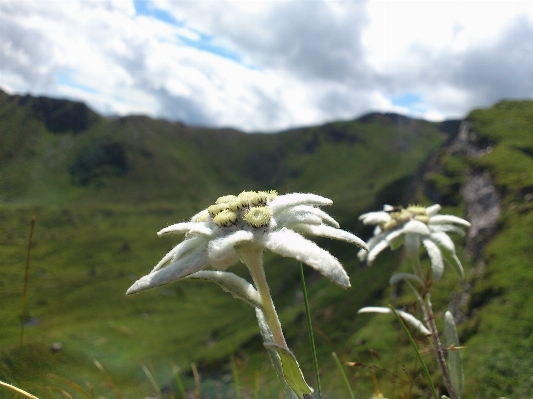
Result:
[1, 90, 531, 398]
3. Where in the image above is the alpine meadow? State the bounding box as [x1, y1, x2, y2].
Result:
[1, 89, 532, 398]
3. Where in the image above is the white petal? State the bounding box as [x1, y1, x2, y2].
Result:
[358, 211, 391, 225]
[208, 230, 254, 269]
[429, 215, 470, 228]
[367, 238, 389, 265]
[261, 228, 350, 288]
[423, 238, 444, 281]
[429, 224, 466, 237]
[269, 193, 332, 213]
[293, 224, 368, 251]
[158, 222, 213, 237]
[126, 249, 209, 295]
[274, 209, 323, 227]
[187, 270, 262, 309]
[429, 231, 456, 254]
[425, 204, 442, 217]
[290, 205, 339, 227]
[190, 209, 208, 222]
[385, 228, 404, 243]
[403, 220, 430, 236]
[152, 235, 206, 272]
[429, 231, 464, 277]
[358, 247, 368, 261]
[358, 307, 430, 335]
[404, 234, 420, 257]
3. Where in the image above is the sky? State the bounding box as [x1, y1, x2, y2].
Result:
[1, 0, 532, 132]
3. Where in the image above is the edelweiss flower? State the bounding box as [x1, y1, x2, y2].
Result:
[127, 191, 367, 398]
[127, 191, 368, 295]
[357, 204, 470, 280]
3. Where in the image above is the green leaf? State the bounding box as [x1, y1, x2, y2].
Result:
[264, 343, 314, 399]
[444, 311, 463, 397]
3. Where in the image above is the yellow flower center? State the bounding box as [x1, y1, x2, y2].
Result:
[208, 190, 278, 228]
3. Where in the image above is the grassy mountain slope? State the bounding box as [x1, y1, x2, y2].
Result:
[335, 100, 533, 398]
[2, 90, 531, 398]
[0, 90, 450, 397]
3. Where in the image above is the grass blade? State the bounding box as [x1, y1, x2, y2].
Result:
[0, 381, 40, 399]
[389, 306, 438, 399]
[191, 362, 201, 399]
[20, 211, 36, 362]
[142, 364, 162, 399]
[170, 362, 187, 399]
[229, 353, 242, 399]
[48, 374, 93, 399]
[299, 262, 322, 399]
[331, 352, 355, 399]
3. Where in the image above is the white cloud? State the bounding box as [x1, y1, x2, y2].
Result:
[1, 0, 532, 132]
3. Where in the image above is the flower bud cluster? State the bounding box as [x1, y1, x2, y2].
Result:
[383, 205, 429, 231]
[208, 190, 278, 228]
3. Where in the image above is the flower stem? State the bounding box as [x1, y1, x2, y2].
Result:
[410, 253, 458, 399]
[241, 249, 287, 348]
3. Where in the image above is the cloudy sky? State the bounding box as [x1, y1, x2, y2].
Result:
[1, 1, 532, 132]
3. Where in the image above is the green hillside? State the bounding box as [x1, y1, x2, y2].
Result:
[1, 90, 531, 398]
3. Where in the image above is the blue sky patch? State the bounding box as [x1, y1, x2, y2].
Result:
[391, 93, 422, 108]
[134, 0, 180, 25]
[179, 32, 244, 64]
[56, 71, 98, 94]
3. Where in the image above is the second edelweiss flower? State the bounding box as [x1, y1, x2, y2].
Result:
[358, 204, 470, 280]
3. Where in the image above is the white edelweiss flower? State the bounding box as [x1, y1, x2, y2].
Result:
[127, 191, 368, 295]
[357, 204, 470, 280]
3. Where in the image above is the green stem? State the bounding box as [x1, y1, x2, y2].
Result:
[389, 307, 438, 399]
[299, 262, 322, 399]
[331, 352, 355, 399]
[241, 248, 287, 348]
[410, 252, 457, 399]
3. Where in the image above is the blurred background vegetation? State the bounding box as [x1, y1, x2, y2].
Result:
[0, 89, 532, 398]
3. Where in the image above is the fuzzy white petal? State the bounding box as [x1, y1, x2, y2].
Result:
[423, 238, 444, 281]
[190, 209, 209, 222]
[293, 224, 368, 251]
[269, 193, 332, 213]
[430, 224, 466, 237]
[425, 204, 442, 217]
[261, 228, 350, 288]
[152, 235, 206, 272]
[208, 230, 254, 269]
[274, 209, 323, 228]
[403, 220, 431, 236]
[404, 234, 420, 257]
[385, 228, 404, 243]
[429, 215, 471, 228]
[429, 231, 456, 254]
[358, 307, 430, 335]
[126, 249, 209, 295]
[187, 270, 262, 309]
[289, 205, 340, 228]
[358, 211, 391, 225]
[358, 247, 368, 261]
[158, 222, 213, 237]
[367, 238, 390, 265]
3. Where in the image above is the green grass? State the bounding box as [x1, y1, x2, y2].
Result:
[2, 91, 533, 398]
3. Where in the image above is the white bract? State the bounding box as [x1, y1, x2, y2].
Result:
[127, 191, 367, 295]
[357, 204, 470, 280]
